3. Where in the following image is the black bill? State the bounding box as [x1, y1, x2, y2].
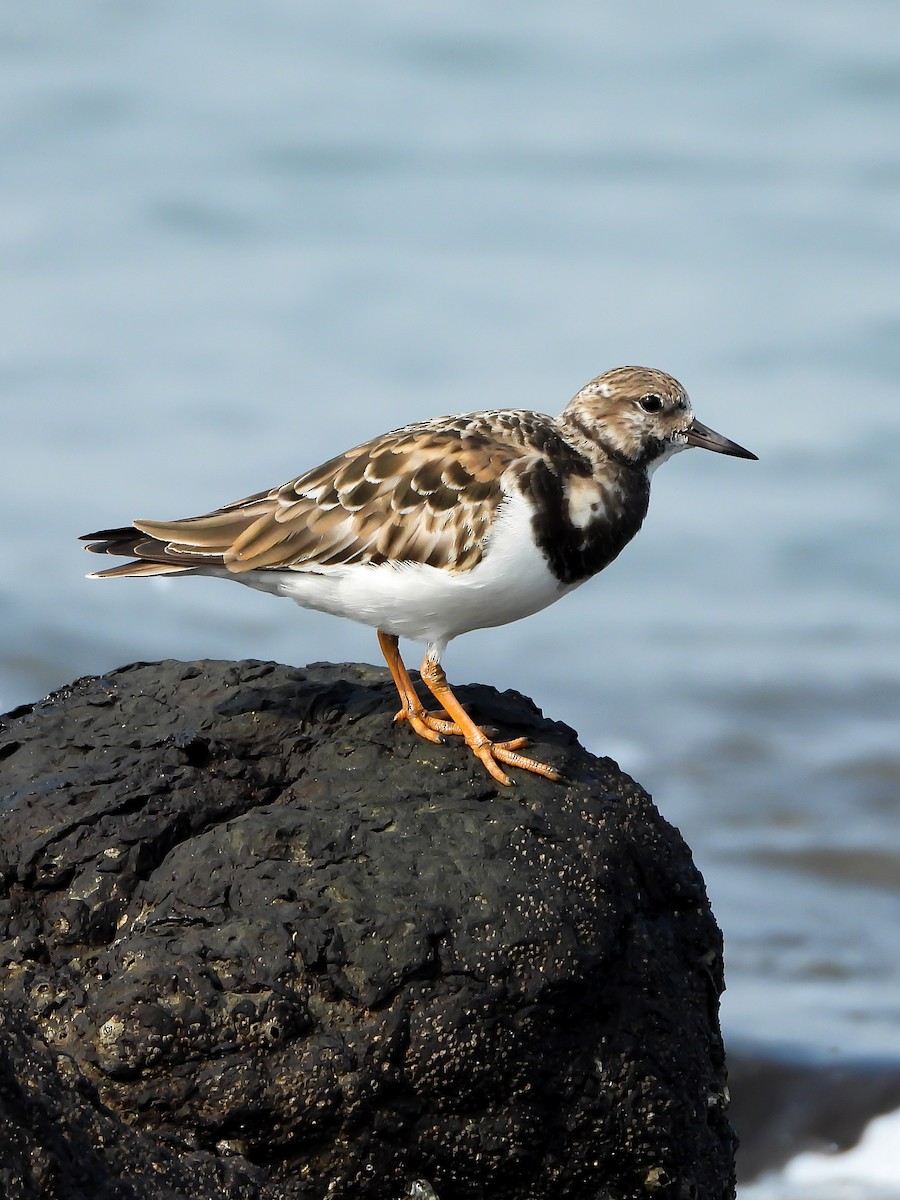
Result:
[686, 419, 758, 460]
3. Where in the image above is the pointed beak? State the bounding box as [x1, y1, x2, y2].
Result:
[686, 418, 758, 460]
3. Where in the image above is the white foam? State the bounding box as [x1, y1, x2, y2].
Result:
[740, 1107, 900, 1200]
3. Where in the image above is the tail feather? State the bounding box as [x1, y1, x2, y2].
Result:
[79, 526, 141, 550]
[134, 505, 270, 549]
[88, 559, 198, 579]
[80, 493, 277, 579]
[81, 524, 223, 578]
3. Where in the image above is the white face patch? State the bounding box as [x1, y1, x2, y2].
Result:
[565, 475, 612, 529]
[646, 438, 689, 477]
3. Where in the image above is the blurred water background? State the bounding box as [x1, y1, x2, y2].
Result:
[2, 1, 899, 1191]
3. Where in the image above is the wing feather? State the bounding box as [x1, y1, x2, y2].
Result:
[82, 413, 551, 577]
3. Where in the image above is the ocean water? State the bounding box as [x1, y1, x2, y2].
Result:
[2, 1, 899, 1190]
[742, 1108, 900, 1200]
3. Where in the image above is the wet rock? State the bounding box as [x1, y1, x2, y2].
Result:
[0, 998, 281, 1200]
[0, 659, 734, 1199]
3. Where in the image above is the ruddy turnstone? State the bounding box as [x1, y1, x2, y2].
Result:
[81, 366, 756, 785]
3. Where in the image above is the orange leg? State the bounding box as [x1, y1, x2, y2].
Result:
[376, 631, 464, 742]
[419, 657, 562, 787]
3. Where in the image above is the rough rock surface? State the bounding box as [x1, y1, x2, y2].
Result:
[0, 659, 734, 1200]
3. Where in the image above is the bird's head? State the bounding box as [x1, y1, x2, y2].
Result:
[562, 365, 757, 471]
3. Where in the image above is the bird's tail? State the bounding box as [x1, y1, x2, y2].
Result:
[79, 508, 264, 577]
[81, 494, 282, 577]
[79, 526, 209, 577]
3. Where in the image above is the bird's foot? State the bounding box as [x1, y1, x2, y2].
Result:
[416, 658, 563, 786]
[393, 704, 460, 743]
[394, 705, 555, 782]
[467, 733, 563, 787]
[395, 704, 501, 741]
[419, 709, 467, 737]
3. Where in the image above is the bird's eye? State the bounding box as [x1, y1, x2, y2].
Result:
[639, 394, 663, 414]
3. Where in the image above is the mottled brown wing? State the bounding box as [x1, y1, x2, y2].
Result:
[130, 421, 533, 575]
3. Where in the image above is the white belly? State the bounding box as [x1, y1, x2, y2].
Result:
[224, 490, 576, 652]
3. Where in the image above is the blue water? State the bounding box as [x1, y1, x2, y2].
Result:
[2, 2, 900, 1188]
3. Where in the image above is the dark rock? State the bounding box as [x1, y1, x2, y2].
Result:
[0, 998, 283, 1200]
[0, 659, 734, 1200]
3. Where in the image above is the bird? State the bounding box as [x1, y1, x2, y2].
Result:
[81, 366, 756, 786]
